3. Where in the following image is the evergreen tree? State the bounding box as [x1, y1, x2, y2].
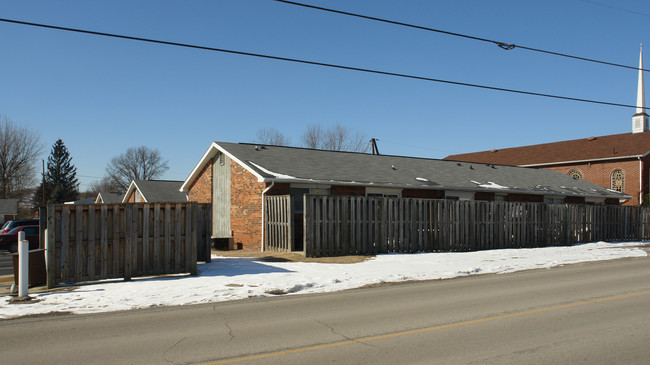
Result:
[32, 139, 79, 210]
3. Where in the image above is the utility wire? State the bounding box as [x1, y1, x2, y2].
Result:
[0, 17, 643, 110]
[273, 0, 650, 73]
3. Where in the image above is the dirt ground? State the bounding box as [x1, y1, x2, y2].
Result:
[213, 250, 373, 264]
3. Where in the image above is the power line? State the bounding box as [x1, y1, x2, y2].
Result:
[578, 0, 650, 18]
[273, 0, 650, 73]
[0, 17, 643, 110]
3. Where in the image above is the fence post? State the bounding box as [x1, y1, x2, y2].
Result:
[18, 231, 29, 298]
[303, 195, 312, 257]
[124, 204, 132, 281]
[46, 205, 56, 289]
[190, 203, 198, 275]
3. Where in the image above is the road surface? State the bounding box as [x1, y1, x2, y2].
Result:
[1, 256, 649, 364]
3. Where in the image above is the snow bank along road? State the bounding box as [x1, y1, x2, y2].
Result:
[1, 256, 649, 364]
[0, 241, 647, 319]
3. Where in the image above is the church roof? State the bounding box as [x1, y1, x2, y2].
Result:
[444, 131, 650, 166]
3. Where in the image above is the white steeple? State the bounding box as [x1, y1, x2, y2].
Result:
[633, 44, 648, 133]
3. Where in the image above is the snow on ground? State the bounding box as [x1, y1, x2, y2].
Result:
[0, 241, 647, 319]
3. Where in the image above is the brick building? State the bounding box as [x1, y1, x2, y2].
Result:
[181, 142, 627, 252]
[445, 48, 650, 206]
[0, 199, 18, 226]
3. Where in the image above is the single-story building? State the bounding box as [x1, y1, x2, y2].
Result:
[123, 180, 187, 203]
[95, 192, 124, 204]
[181, 142, 629, 252]
[0, 199, 18, 225]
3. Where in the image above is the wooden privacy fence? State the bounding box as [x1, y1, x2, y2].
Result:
[302, 195, 650, 257]
[45, 203, 211, 288]
[265, 195, 293, 252]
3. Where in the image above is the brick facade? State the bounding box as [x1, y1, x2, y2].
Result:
[267, 183, 291, 196]
[402, 189, 444, 199]
[186, 152, 628, 252]
[565, 196, 586, 205]
[331, 185, 366, 196]
[230, 161, 266, 251]
[188, 158, 213, 203]
[474, 192, 495, 201]
[507, 194, 544, 203]
[546, 159, 641, 205]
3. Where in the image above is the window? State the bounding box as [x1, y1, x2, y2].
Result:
[611, 169, 625, 192]
[568, 170, 583, 180]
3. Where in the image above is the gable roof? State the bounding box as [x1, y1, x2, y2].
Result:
[443, 131, 650, 167]
[0, 199, 18, 215]
[123, 180, 187, 203]
[95, 192, 123, 204]
[182, 142, 628, 200]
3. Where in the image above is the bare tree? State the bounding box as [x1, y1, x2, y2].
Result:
[302, 124, 324, 149]
[105, 146, 169, 191]
[87, 176, 123, 195]
[302, 123, 368, 152]
[256, 128, 290, 146]
[0, 115, 43, 199]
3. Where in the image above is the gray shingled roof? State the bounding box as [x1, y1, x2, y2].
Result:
[96, 192, 124, 204]
[216, 142, 628, 200]
[133, 180, 187, 202]
[0, 199, 18, 214]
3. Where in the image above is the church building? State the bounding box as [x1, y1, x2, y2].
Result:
[445, 48, 650, 206]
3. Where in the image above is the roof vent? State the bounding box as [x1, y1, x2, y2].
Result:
[587, 136, 597, 141]
[254, 145, 266, 151]
[391, 165, 397, 170]
[490, 149, 498, 153]
[456, 163, 462, 166]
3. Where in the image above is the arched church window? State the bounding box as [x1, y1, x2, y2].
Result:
[611, 169, 625, 192]
[568, 170, 583, 180]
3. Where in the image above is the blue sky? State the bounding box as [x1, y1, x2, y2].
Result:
[1, 0, 649, 191]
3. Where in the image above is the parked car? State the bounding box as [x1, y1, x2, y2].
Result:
[0, 225, 40, 253]
[0, 219, 39, 234]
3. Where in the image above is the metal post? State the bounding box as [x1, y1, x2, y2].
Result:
[18, 231, 29, 298]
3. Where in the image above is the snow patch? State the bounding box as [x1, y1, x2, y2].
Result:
[0, 241, 646, 319]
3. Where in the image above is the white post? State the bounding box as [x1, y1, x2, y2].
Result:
[18, 231, 29, 298]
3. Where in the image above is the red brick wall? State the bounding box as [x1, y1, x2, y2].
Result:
[188, 158, 213, 203]
[267, 183, 290, 195]
[474, 192, 495, 201]
[331, 185, 366, 196]
[507, 194, 543, 203]
[565, 196, 586, 204]
[402, 189, 444, 199]
[230, 161, 265, 251]
[546, 159, 640, 205]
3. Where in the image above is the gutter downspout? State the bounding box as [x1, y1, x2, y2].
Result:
[640, 156, 644, 205]
[261, 181, 275, 252]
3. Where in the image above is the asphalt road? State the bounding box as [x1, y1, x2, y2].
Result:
[0, 251, 13, 276]
[1, 256, 649, 364]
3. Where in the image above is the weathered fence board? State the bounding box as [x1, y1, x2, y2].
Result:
[302, 196, 650, 257]
[46, 203, 211, 288]
[265, 196, 294, 252]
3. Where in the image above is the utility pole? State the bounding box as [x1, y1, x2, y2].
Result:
[42, 160, 45, 208]
[370, 138, 380, 155]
